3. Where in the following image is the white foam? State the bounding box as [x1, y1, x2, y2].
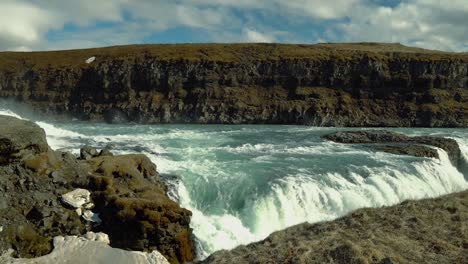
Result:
[251, 148, 467, 239]
[174, 181, 255, 258]
[171, 147, 468, 258]
[0, 109, 23, 119]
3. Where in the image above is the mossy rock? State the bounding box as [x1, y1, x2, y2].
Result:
[4, 224, 52, 258]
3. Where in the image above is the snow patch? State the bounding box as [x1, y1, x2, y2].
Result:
[85, 56, 96, 64]
[83, 210, 102, 223]
[62, 189, 91, 208]
[61, 189, 101, 222]
[0, 232, 169, 264]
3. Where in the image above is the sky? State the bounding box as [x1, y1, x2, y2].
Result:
[0, 0, 467, 52]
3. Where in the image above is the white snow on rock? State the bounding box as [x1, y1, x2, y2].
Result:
[61, 189, 91, 208]
[85, 56, 96, 64]
[0, 232, 170, 264]
[61, 189, 102, 223]
[75, 208, 82, 216]
[83, 210, 101, 223]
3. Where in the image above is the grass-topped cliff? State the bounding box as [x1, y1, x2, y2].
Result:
[1, 43, 467, 69]
[0, 43, 467, 127]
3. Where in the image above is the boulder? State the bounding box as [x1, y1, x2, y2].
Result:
[323, 130, 409, 144]
[323, 130, 461, 165]
[0, 116, 49, 164]
[374, 144, 439, 159]
[80, 146, 99, 160]
[86, 155, 194, 264]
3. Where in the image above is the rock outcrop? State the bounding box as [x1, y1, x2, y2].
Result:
[0, 43, 467, 127]
[0, 232, 170, 264]
[201, 190, 468, 264]
[0, 115, 194, 264]
[323, 130, 461, 165]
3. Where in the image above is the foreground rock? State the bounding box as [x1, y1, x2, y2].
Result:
[0, 115, 194, 264]
[87, 155, 194, 263]
[323, 130, 461, 166]
[202, 190, 468, 264]
[0, 116, 49, 164]
[0, 232, 169, 264]
[0, 43, 466, 127]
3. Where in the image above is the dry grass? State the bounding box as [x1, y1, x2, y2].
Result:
[0, 43, 466, 71]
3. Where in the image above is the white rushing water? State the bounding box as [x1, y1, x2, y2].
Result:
[1, 108, 467, 259]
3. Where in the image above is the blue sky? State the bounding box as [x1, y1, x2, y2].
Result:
[0, 0, 467, 52]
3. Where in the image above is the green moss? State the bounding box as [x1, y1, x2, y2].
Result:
[5, 224, 52, 258]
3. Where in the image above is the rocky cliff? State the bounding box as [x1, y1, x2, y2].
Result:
[0, 115, 194, 264]
[0, 43, 467, 127]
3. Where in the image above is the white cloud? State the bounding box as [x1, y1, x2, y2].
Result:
[0, 0, 466, 51]
[338, 0, 468, 51]
[243, 29, 276, 43]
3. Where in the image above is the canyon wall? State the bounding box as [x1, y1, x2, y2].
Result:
[0, 43, 467, 127]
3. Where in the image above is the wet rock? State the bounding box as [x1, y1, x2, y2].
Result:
[323, 130, 461, 165]
[103, 108, 129, 124]
[99, 148, 114, 157]
[80, 146, 98, 160]
[374, 144, 439, 159]
[0, 116, 49, 164]
[323, 130, 409, 144]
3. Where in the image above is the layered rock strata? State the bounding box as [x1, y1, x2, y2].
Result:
[0, 43, 467, 127]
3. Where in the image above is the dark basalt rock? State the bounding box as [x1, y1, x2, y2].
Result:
[323, 130, 461, 165]
[0, 43, 466, 127]
[323, 130, 410, 144]
[0, 115, 194, 263]
[374, 144, 439, 159]
[79, 145, 99, 160]
[103, 108, 129, 124]
[0, 116, 49, 164]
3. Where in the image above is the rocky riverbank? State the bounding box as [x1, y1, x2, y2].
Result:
[0, 43, 467, 127]
[0, 115, 194, 264]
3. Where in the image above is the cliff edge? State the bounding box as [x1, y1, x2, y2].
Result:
[0, 43, 467, 127]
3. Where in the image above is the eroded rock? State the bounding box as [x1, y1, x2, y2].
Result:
[0, 116, 194, 263]
[87, 155, 194, 263]
[323, 130, 461, 165]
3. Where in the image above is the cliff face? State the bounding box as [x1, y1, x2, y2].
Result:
[0, 43, 467, 127]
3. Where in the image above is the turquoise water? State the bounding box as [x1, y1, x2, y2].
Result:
[2, 109, 467, 258]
